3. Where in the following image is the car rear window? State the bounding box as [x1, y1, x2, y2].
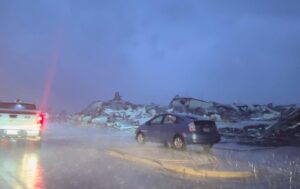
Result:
[194, 120, 216, 127]
[0, 102, 36, 110]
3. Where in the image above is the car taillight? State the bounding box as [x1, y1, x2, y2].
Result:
[188, 122, 196, 132]
[37, 113, 45, 128]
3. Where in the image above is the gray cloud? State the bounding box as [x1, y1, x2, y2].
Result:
[0, 0, 299, 112]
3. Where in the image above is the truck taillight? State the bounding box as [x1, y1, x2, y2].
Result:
[188, 122, 196, 132]
[37, 113, 45, 128]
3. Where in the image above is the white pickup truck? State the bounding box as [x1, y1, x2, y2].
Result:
[0, 102, 45, 142]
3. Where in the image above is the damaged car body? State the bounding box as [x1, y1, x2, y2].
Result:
[219, 108, 300, 146]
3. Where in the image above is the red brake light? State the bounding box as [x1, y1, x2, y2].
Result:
[188, 122, 196, 132]
[37, 113, 45, 128]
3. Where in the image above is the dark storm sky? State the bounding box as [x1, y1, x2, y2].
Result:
[0, 0, 300, 112]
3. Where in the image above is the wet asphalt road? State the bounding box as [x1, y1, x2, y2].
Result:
[0, 122, 300, 189]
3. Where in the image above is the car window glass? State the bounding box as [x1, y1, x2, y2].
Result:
[163, 115, 177, 124]
[0, 102, 36, 110]
[150, 116, 164, 125]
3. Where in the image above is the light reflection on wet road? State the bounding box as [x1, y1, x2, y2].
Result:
[0, 141, 44, 189]
[0, 123, 299, 189]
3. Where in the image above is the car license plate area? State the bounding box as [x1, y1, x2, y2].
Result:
[6, 130, 19, 135]
[203, 127, 210, 133]
[9, 114, 18, 118]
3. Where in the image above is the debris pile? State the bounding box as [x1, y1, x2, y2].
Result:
[168, 96, 299, 146]
[72, 92, 166, 130]
[219, 108, 300, 146]
[71, 93, 298, 141]
[169, 96, 281, 122]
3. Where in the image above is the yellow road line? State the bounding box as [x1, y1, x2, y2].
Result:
[108, 150, 253, 179]
[157, 159, 217, 166]
[157, 159, 191, 162]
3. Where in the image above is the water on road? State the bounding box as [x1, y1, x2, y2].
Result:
[0, 123, 299, 189]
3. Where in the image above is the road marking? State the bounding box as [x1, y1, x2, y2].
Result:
[157, 158, 219, 166]
[214, 146, 276, 152]
[114, 146, 220, 165]
[157, 159, 191, 163]
[107, 150, 253, 179]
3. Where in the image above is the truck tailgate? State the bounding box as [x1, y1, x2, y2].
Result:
[0, 109, 40, 129]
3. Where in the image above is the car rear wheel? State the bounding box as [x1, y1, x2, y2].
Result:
[136, 132, 145, 145]
[173, 136, 185, 150]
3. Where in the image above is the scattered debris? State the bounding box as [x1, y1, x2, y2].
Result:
[169, 96, 281, 122]
[219, 109, 300, 146]
[71, 92, 167, 130]
[69, 93, 299, 147]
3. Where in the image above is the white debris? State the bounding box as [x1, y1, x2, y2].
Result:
[81, 116, 92, 123]
[91, 116, 108, 124]
[74, 93, 166, 129]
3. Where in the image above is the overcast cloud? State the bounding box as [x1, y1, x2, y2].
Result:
[0, 0, 299, 112]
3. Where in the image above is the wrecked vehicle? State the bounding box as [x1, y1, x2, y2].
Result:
[169, 96, 214, 115]
[169, 96, 281, 122]
[219, 108, 300, 146]
[169, 96, 224, 121]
